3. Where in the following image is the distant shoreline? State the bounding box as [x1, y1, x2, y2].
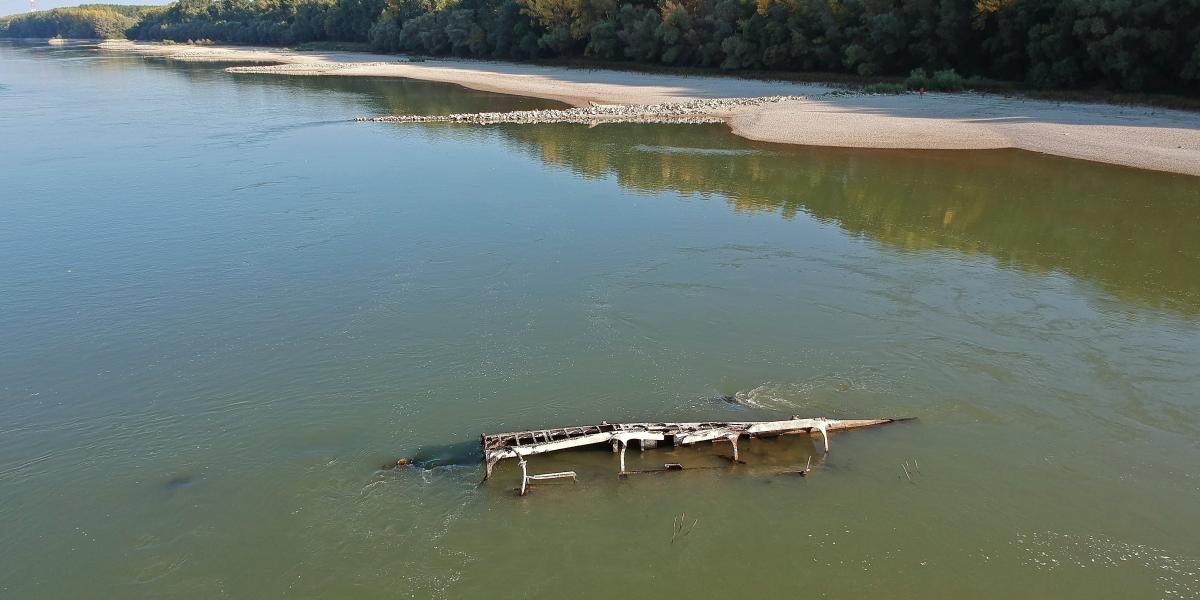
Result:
[100, 40, 1200, 177]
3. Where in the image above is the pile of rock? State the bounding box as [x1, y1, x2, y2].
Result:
[227, 62, 392, 72]
[354, 95, 807, 126]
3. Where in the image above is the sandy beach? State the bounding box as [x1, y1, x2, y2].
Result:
[100, 40, 1200, 176]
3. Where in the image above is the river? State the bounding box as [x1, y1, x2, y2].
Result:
[1, 41, 1198, 599]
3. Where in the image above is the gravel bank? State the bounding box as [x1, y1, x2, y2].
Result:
[356, 96, 804, 125]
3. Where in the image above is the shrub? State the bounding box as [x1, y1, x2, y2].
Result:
[930, 68, 966, 91]
[904, 67, 928, 90]
[863, 82, 907, 94]
[905, 68, 967, 92]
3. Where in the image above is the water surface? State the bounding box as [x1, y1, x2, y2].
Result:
[2, 41, 1199, 599]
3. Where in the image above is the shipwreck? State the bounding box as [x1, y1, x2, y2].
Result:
[480, 416, 911, 495]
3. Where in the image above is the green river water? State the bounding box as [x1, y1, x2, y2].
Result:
[1, 41, 1199, 599]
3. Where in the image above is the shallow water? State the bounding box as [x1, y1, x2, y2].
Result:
[2, 41, 1199, 599]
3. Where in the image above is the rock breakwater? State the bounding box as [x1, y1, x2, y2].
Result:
[353, 96, 807, 126]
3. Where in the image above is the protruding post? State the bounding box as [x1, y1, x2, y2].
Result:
[518, 457, 529, 496]
[726, 434, 740, 462]
[817, 418, 830, 453]
[618, 440, 628, 475]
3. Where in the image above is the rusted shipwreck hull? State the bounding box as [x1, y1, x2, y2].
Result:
[482, 416, 909, 494]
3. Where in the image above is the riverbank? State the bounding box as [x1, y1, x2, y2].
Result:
[99, 40, 1200, 176]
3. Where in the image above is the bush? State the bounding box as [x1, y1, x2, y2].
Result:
[904, 67, 928, 90]
[905, 67, 967, 92]
[863, 82, 907, 94]
[930, 68, 966, 91]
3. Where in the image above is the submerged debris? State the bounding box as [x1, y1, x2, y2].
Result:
[671, 513, 699, 544]
[481, 416, 911, 496]
[382, 457, 412, 469]
[163, 475, 195, 493]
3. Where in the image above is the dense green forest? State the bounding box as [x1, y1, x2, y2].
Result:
[4, 0, 1200, 93]
[0, 4, 154, 38]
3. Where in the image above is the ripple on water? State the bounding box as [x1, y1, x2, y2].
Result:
[728, 374, 893, 412]
[343, 465, 481, 596]
[1014, 531, 1200, 599]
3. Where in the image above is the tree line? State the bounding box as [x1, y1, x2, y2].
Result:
[4, 0, 1199, 93]
[1, 4, 154, 39]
